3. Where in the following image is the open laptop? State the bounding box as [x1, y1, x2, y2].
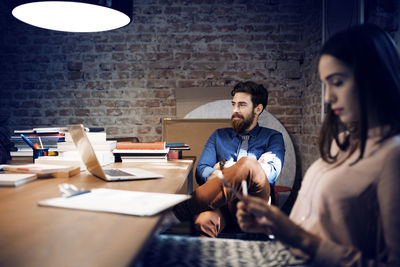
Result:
[68, 124, 164, 181]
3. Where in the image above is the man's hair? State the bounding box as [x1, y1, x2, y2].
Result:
[231, 81, 269, 110]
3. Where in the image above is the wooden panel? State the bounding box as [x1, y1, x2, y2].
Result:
[175, 87, 232, 117]
[162, 118, 231, 193]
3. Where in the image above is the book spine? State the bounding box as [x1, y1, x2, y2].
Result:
[116, 142, 166, 150]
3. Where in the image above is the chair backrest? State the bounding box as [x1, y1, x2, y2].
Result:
[184, 100, 296, 189]
[162, 118, 232, 193]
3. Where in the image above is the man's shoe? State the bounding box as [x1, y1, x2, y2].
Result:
[155, 211, 181, 234]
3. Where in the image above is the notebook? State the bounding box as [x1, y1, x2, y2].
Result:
[0, 173, 37, 187]
[68, 124, 164, 181]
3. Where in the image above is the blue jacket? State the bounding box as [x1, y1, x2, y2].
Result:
[196, 123, 285, 185]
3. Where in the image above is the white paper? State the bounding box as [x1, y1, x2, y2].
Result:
[38, 188, 190, 216]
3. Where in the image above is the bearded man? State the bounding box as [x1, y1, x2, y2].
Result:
[196, 81, 285, 187]
[159, 81, 285, 238]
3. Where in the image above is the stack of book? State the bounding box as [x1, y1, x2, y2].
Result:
[35, 128, 116, 170]
[113, 142, 169, 162]
[10, 127, 66, 160]
[166, 143, 190, 159]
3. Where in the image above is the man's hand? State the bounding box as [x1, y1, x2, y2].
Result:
[210, 160, 236, 179]
[213, 162, 221, 170]
[258, 151, 276, 164]
[223, 159, 235, 168]
[213, 159, 235, 170]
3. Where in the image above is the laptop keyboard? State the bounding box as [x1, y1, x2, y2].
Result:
[104, 169, 135, 177]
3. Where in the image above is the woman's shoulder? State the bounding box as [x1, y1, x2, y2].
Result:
[379, 134, 400, 157]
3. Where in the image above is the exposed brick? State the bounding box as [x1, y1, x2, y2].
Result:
[67, 62, 82, 71]
[106, 109, 123, 116]
[59, 109, 74, 116]
[76, 109, 90, 116]
[68, 72, 84, 80]
[138, 126, 152, 134]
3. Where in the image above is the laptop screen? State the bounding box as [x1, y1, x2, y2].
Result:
[68, 124, 107, 179]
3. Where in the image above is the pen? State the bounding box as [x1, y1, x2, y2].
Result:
[59, 183, 91, 198]
[38, 136, 44, 149]
[66, 189, 91, 198]
[20, 134, 36, 150]
[215, 171, 242, 199]
[241, 180, 248, 196]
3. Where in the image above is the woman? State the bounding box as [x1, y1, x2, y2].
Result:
[236, 24, 400, 266]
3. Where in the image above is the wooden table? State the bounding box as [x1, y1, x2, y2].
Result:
[0, 160, 193, 267]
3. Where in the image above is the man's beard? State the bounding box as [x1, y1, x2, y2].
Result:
[231, 111, 255, 134]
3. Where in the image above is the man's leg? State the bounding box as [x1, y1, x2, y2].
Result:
[173, 157, 270, 234]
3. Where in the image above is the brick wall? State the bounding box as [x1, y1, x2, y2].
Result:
[0, 0, 399, 191]
[0, 0, 308, 144]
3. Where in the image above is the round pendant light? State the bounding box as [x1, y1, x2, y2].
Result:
[11, 1, 133, 32]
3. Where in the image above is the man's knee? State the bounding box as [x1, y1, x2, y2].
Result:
[236, 156, 259, 168]
[235, 157, 265, 176]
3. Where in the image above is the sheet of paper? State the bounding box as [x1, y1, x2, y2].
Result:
[38, 188, 190, 216]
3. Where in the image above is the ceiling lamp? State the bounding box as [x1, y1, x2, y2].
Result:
[11, 1, 133, 33]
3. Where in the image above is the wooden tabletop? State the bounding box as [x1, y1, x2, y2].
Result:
[0, 160, 193, 267]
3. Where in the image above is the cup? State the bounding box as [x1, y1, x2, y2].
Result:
[33, 148, 49, 161]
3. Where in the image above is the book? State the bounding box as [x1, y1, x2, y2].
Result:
[166, 143, 190, 150]
[58, 151, 115, 170]
[14, 127, 67, 134]
[64, 132, 106, 143]
[34, 156, 81, 168]
[113, 148, 169, 155]
[121, 155, 168, 162]
[10, 135, 65, 142]
[86, 127, 105, 132]
[57, 140, 116, 151]
[33, 127, 68, 133]
[166, 143, 187, 147]
[10, 150, 34, 157]
[13, 129, 35, 134]
[116, 141, 166, 150]
[0, 173, 37, 187]
[1, 164, 80, 178]
[113, 148, 169, 163]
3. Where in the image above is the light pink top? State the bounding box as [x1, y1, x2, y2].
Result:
[290, 130, 400, 266]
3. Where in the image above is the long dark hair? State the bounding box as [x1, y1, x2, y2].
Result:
[319, 24, 400, 163]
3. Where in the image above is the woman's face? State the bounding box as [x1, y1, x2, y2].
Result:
[319, 54, 360, 124]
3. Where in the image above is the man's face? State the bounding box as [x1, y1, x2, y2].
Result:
[231, 92, 256, 133]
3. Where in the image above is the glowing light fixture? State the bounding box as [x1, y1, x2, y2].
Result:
[11, 1, 132, 32]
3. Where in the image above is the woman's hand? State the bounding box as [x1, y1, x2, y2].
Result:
[236, 195, 321, 258]
[236, 195, 272, 234]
